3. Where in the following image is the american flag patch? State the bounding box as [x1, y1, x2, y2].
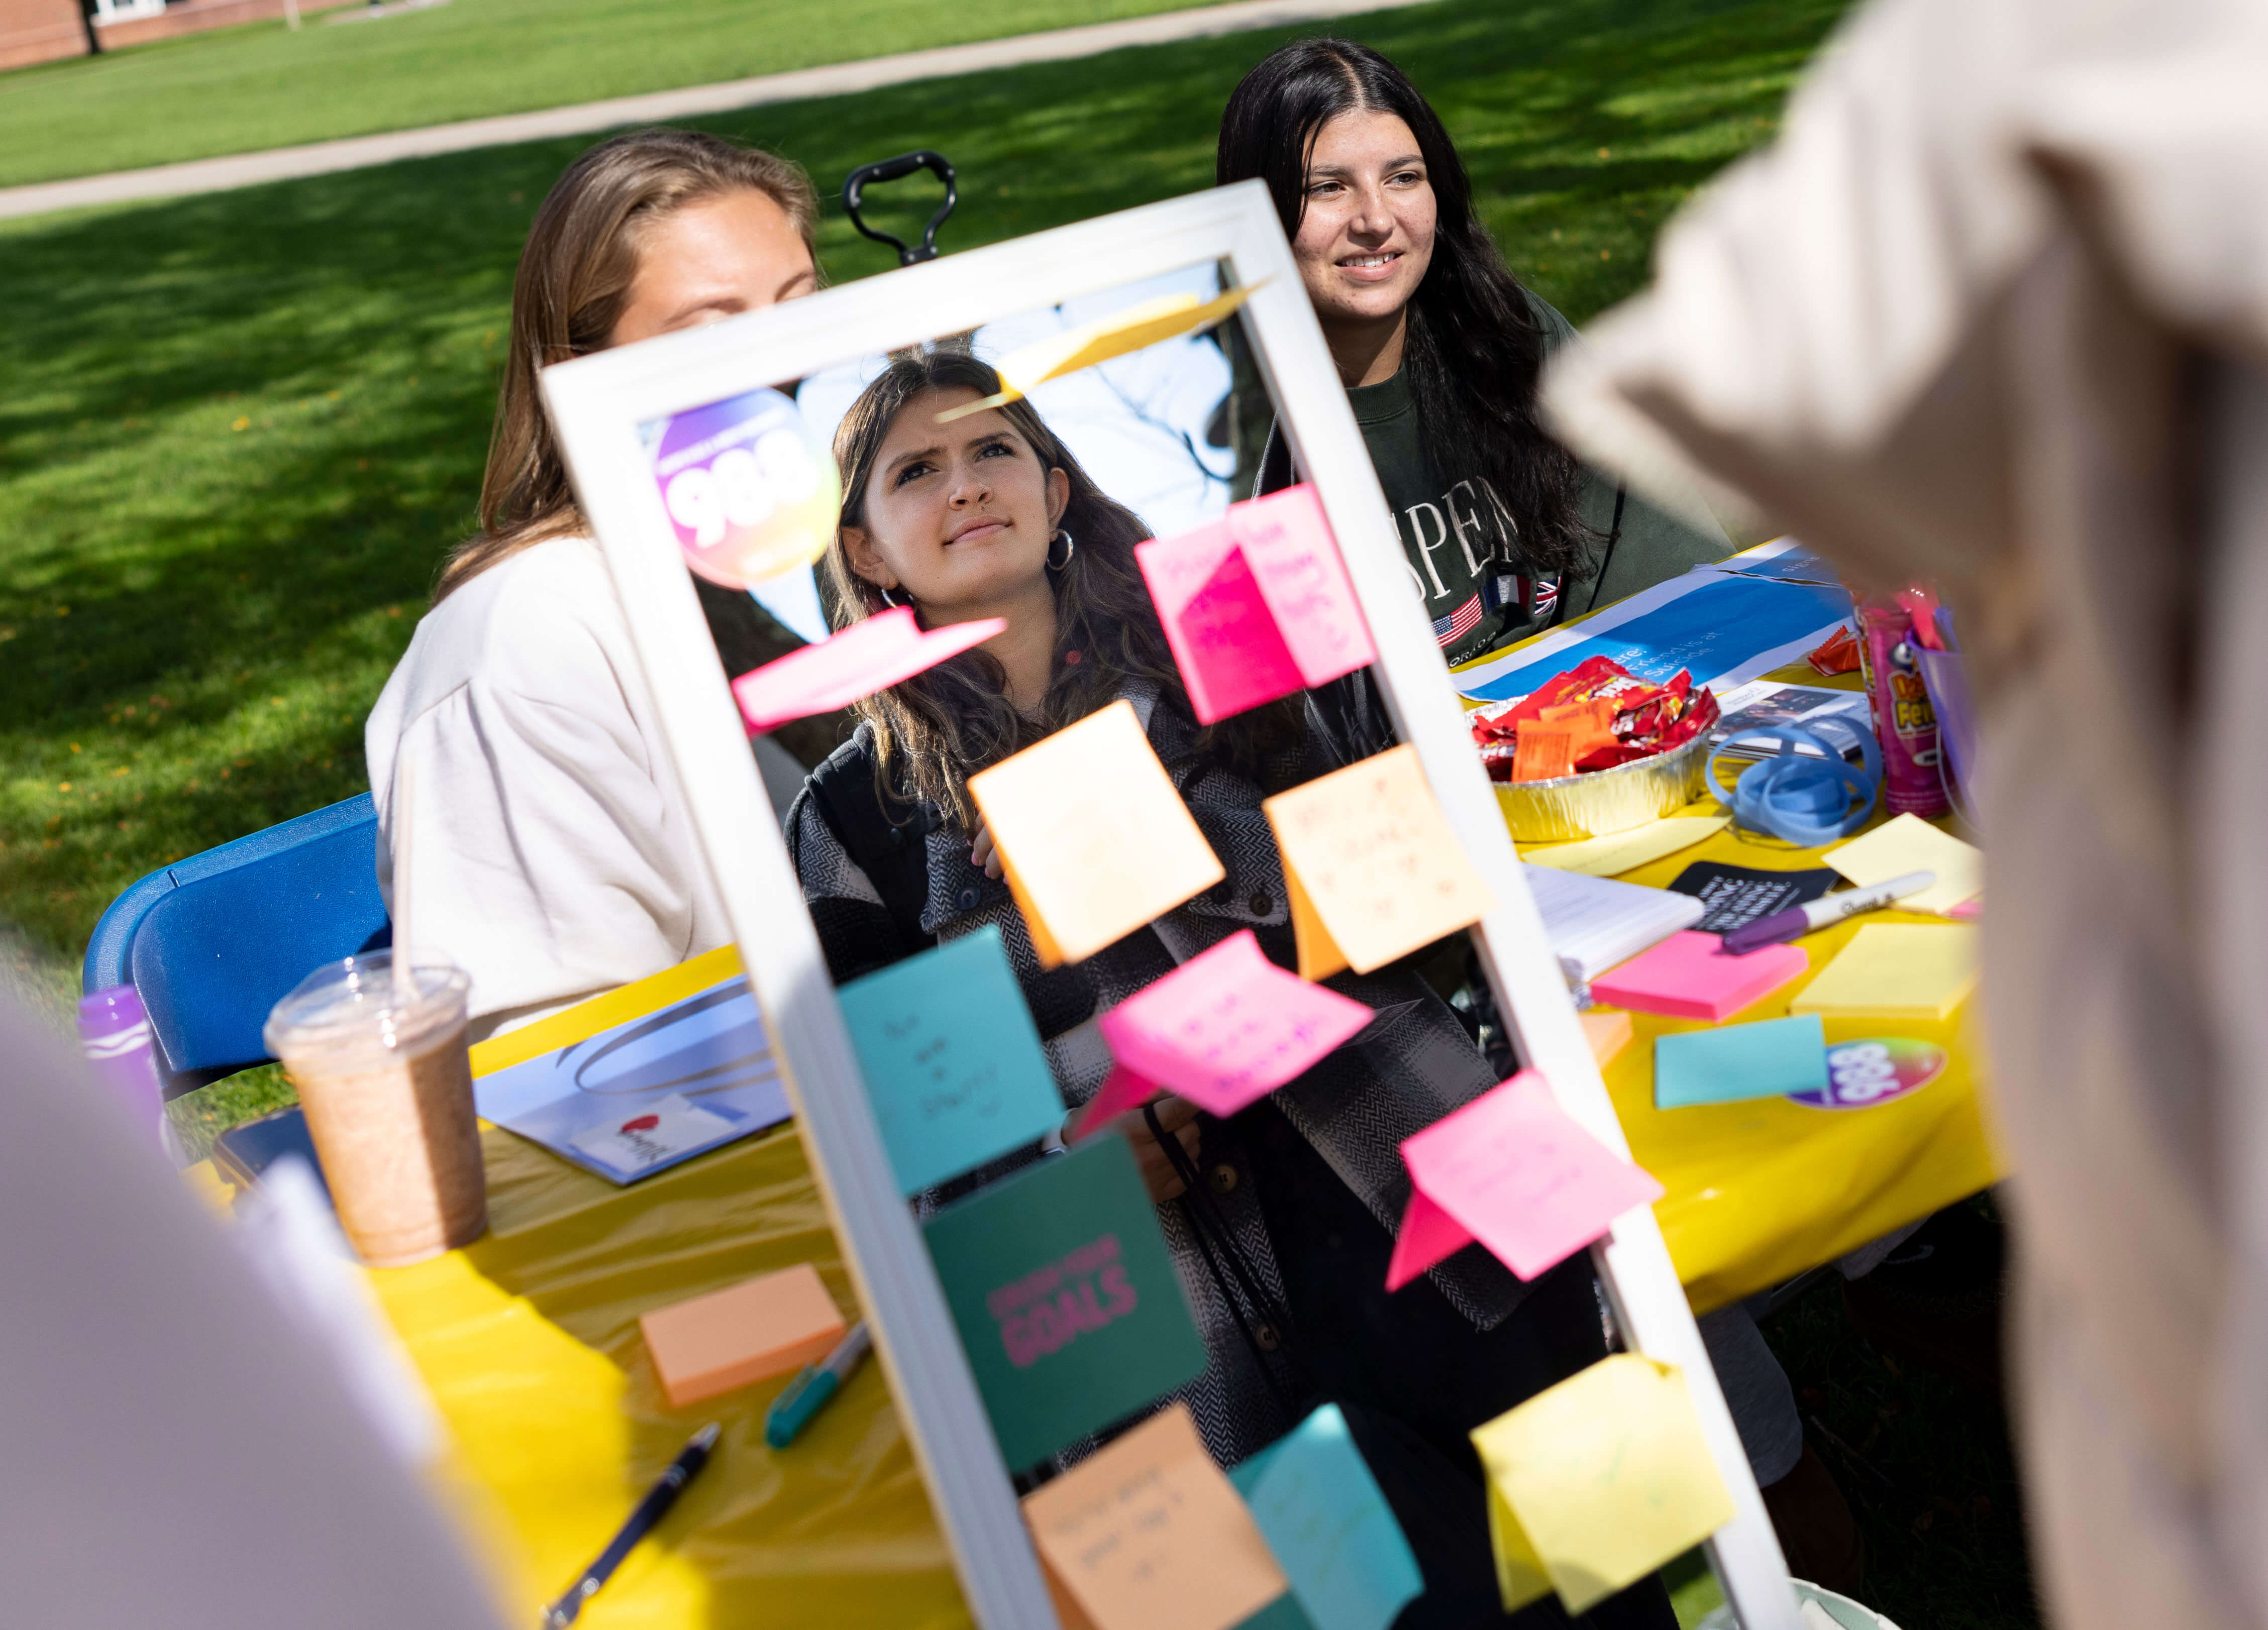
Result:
[1431, 594, 1483, 647]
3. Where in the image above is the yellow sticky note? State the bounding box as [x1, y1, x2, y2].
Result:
[1470, 1354, 1735, 1615]
[969, 700, 1224, 969]
[1518, 815, 1729, 877]
[1791, 923, 1979, 1021]
[1021, 1402, 1288, 1630]
[1263, 745, 1495, 980]
[1823, 813, 1982, 916]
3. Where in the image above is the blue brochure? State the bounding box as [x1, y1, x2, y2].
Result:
[1654, 1013, 1830, 1109]
[838, 925, 1065, 1194]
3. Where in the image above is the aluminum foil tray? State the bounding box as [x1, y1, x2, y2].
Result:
[1491, 732, 1711, 844]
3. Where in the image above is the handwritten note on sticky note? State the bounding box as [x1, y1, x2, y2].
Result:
[1471, 1354, 1736, 1614]
[1824, 813, 1982, 916]
[1790, 923, 1979, 1021]
[731, 606, 1003, 734]
[1265, 745, 1496, 980]
[1654, 1014, 1828, 1109]
[1589, 930, 1807, 1023]
[1023, 1401, 1289, 1630]
[970, 700, 1225, 969]
[1140, 485, 1376, 725]
[1237, 1405, 1422, 1630]
[837, 925, 1065, 1194]
[1096, 930, 1371, 1118]
[1385, 1070, 1664, 1288]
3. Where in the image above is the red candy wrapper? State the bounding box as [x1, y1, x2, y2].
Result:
[1469, 656, 1720, 783]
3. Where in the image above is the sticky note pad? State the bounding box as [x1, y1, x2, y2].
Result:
[1139, 485, 1376, 725]
[1654, 1014, 1828, 1109]
[1590, 931, 1807, 1022]
[1824, 813, 1983, 916]
[1790, 923, 1980, 1021]
[923, 1134, 1206, 1470]
[1094, 929, 1372, 1120]
[732, 606, 1002, 734]
[1519, 815, 1730, 877]
[1471, 1354, 1736, 1614]
[1265, 745, 1496, 980]
[970, 699, 1225, 969]
[837, 925, 1066, 1194]
[1023, 1400, 1288, 1630]
[1233, 1405, 1422, 1630]
[1581, 1009, 1633, 1067]
[638, 1262, 846, 1409]
[1386, 1070, 1664, 1288]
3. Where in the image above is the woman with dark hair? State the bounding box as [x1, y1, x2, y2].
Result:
[1219, 44, 1868, 1599]
[1219, 39, 1729, 663]
[788, 350, 1678, 1628]
[366, 127, 822, 1040]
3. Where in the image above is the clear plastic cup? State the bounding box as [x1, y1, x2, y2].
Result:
[263, 952, 486, 1267]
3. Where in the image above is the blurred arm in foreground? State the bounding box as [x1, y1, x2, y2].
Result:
[0, 997, 506, 1630]
[1537, 2, 2268, 1626]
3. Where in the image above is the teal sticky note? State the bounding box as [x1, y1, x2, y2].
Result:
[838, 926, 1066, 1194]
[923, 1134, 1207, 1471]
[1232, 1405, 1423, 1630]
[1653, 1013, 1829, 1109]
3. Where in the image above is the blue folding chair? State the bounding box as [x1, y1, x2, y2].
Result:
[81, 793, 392, 1092]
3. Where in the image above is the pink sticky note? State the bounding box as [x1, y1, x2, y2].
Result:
[1072, 1063, 1162, 1139]
[1235, 485, 1374, 688]
[1096, 930, 1372, 1117]
[731, 607, 1004, 735]
[1588, 931, 1808, 1023]
[1388, 1071, 1665, 1286]
[1137, 485, 1376, 725]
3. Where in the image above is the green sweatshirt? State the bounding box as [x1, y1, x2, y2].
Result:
[1264, 294, 1731, 666]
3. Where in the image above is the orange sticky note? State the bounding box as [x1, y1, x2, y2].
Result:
[1512, 723, 1576, 782]
[638, 1263, 847, 1408]
[1021, 1401, 1288, 1630]
[970, 700, 1225, 969]
[1581, 1009, 1632, 1067]
[1263, 745, 1496, 980]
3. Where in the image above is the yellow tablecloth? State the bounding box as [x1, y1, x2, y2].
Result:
[367, 1122, 970, 1629]
[1558, 792, 2002, 1313]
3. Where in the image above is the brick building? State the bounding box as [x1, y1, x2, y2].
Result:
[0, 0, 92, 69]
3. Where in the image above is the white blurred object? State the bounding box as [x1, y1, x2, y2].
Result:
[230, 1156, 445, 1468]
[1539, 2, 2268, 1626]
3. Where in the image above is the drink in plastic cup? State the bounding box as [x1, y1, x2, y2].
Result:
[263, 952, 486, 1267]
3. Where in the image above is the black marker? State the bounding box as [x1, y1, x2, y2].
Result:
[542, 1422, 720, 1628]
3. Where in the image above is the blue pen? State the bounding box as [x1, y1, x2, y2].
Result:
[543, 1421, 719, 1627]
[766, 1321, 872, 1448]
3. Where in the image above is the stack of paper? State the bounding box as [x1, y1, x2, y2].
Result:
[1522, 865, 1705, 986]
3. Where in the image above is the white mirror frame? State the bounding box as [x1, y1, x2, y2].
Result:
[541, 179, 1802, 1630]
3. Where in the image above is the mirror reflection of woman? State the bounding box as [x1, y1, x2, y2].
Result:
[789, 351, 1677, 1629]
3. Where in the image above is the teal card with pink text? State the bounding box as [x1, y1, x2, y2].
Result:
[922, 1134, 1205, 1471]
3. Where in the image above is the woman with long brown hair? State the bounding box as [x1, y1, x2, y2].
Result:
[365, 127, 820, 1040]
[787, 349, 1678, 1629]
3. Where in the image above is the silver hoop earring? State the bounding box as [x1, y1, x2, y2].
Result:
[876, 584, 903, 609]
[1047, 529, 1076, 571]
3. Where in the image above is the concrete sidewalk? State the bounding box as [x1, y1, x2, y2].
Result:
[0, 0, 1429, 222]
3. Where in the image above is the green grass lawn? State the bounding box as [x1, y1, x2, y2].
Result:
[0, 0, 1242, 190]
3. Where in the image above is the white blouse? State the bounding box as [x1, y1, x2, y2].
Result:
[365, 536, 731, 1041]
